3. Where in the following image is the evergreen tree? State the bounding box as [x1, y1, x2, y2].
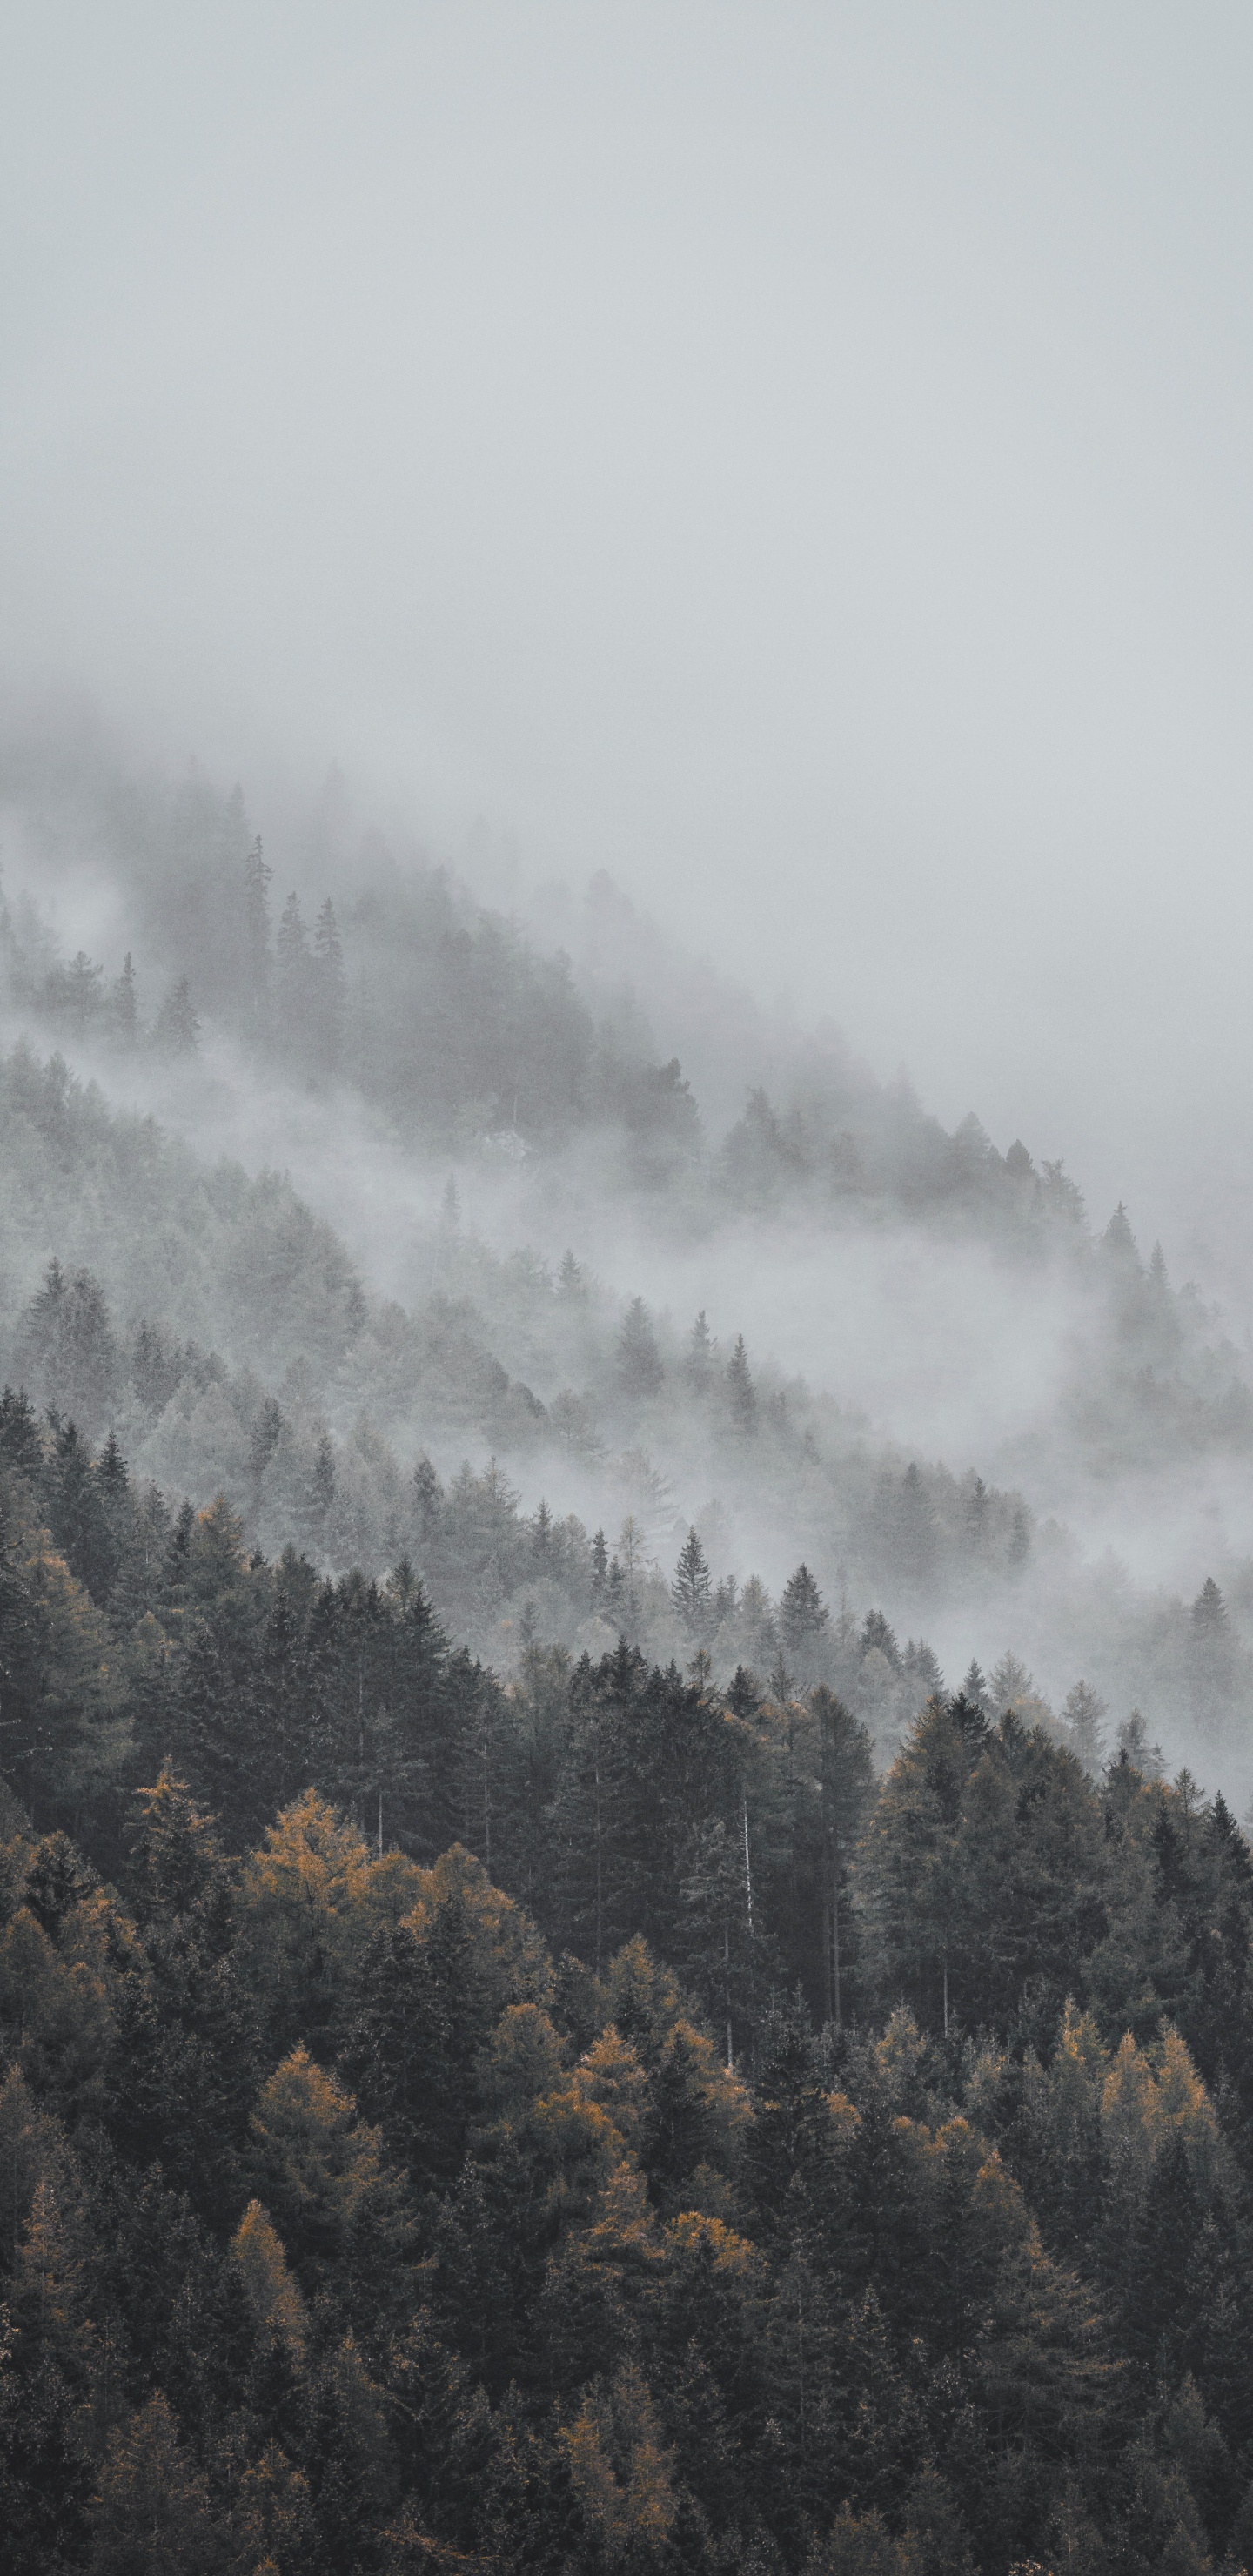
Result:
[616, 1296, 664, 1399]
[780, 1564, 828, 1667]
[275, 893, 312, 1058]
[726, 1333, 756, 1430]
[0, 1383, 44, 1483]
[110, 951, 139, 1046]
[243, 834, 272, 1035]
[18, 1262, 120, 1431]
[861, 1609, 899, 1667]
[152, 975, 199, 1054]
[685, 1309, 718, 1392]
[43, 1419, 121, 1605]
[812, 1686, 876, 2026]
[312, 896, 347, 1072]
[962, 1660, 991, 1714]
[1119, 1707, 1165, 1777]
[413, 1452, 444, 1540]
[1064, 1679, 1109, 1774]
[671, 1529, 713, 1638]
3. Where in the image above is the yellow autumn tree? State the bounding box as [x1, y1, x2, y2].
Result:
[560, 2361, 677, 2560]
[238, 1790, 425, 2052]
[231, 2438, 317, 2573]
[247, 2046, 410, 2277]
[231, 2198, 309, 2358]
[88, 2390, 225, 2574]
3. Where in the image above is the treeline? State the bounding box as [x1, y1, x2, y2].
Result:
[0, 1381, 922, 1961]
[9, 1640, 1253, 2565]
[0, 757, 1085, 1217]
[1, 817, 702, 1166]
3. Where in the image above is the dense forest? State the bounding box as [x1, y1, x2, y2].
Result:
[4, 747, 1252, 1511]
[3, 761, 1253, 2570]
[5, 1354, 1253, 2567]
[0, 1038, 1249, 1774]
[0, 745, 1196, 1230]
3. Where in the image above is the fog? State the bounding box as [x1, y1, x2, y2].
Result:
[3, 10, 1253, 1804]
[4, 5, 1253, 1229]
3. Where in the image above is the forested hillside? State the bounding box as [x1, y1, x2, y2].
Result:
[5, 747, 1252, 1508]
[6, 1463, 1253, 2568]
[4, 764, 1253, 2570]
[0, 743, 1142, 1222]
[0, 1320, 1251, 2571]
[0, 1038, 1249, 1773]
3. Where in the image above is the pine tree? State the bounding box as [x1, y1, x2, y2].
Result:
[249, 1394, 284, 1497]
[0, 1384, 44, 1483]
[1192, 1575, 1228, 1635]
[726, 1334, 756, 1430]
[1064, 1680, 1109, 1774]
[902, 1639, 944, 1701]
[312, 1432, 337, 1533]
[1119, 1709, 1165, 1778]
[51, 949, 104, 1025]
[616, 1297, 664, 1399]
[312, 896, 347, 1072]
[1189, 1578, 1236, 1736]
[18, 1261, 120, 1432]
[243, 834, 272, 1035]
[1103, 1201, 1140, 1262]
[111, 951, 139, 1046]
[780, 1564, 828, 1663]
[861, 1609, 899, 1667]
[413, 1452, 444, 1540]
[88, 2391, 224, 2576]
[152, 975, 199, 1055]
[275, 892, 312, 1059]
[531, 1499, 553, 1566]
[685, 1309, 718, 1392]
[962, 1660, 991, 1714]
[813, 1686, 876, 2026]
[671, 1529, 713, 1638]
[44, 1419, 121, 1604]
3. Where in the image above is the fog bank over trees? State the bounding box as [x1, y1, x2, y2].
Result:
[3, 740, 1253, 1807]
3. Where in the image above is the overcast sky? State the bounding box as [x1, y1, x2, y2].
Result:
[3, 3, 1253, 1258]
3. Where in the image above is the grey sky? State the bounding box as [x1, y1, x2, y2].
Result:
[3, 3, 1253, 1247]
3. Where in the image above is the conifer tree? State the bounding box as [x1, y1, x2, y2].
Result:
[726, 1333, 756, 1430]
[243, 834, 272, 1035]
[19, 1261, 120, 1431]
[312, 896, 347, 1072]
[671, 1528, 713, 1638]
[152, 975, 199, 1055]
[780, 1564, 828, 1662]
[685, 1309, 718, 1392]
[0, 1383, 44, 1483]
[616, 1296, 664, 1399]
[1064, 1679, 1109, 1774]
[111, 951, 139, 1046]
[1119, 1708, 1164, 1778]
[558, 1247, 585, 1297]
[275, 892, 312, 1058]
[413, 1452, 444, 1540]
[44, 1419, 121, 1605]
